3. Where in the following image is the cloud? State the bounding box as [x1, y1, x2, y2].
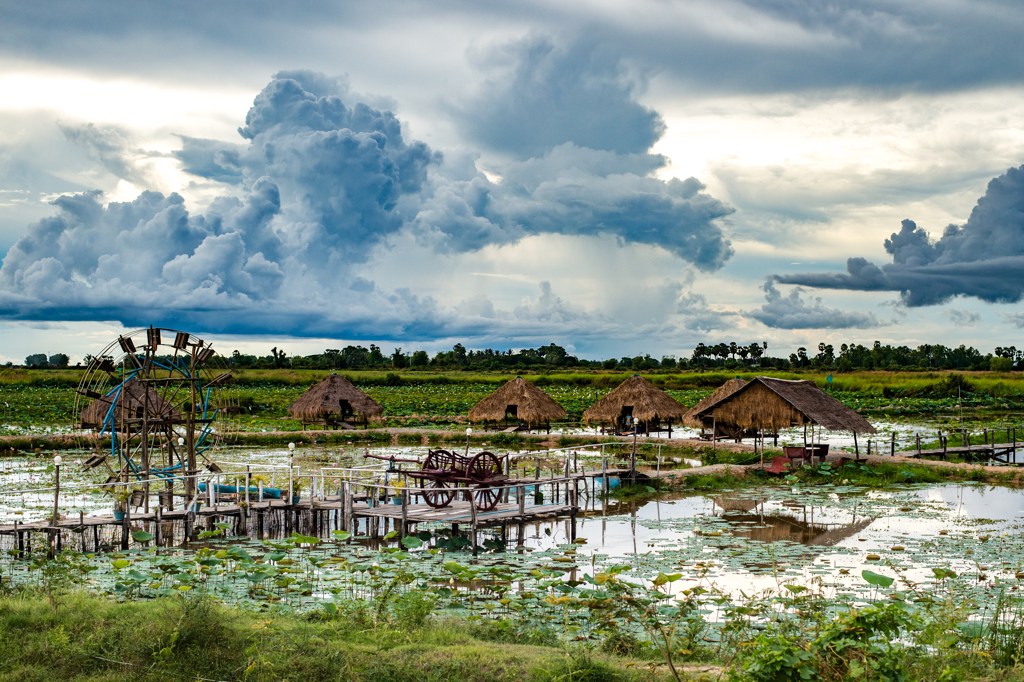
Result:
[413, 143, 734, 268]
[1005, 313, 1024, 329]
[775, 165, 1024, 306]
[0, 72, 734, 338]
[747, 281, 882, 329]
[456, 37, 665, 159]
[7, 2, 1024, 99]
[946, 309, 981, 327]
[59, 123, 157, 186]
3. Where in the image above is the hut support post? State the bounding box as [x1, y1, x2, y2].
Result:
[891, 432, 895, 457]
[711, 417, 717, 450]
[853, 432, 859, 459]
[601, 448, 608, 494]
[518, 485, 525, 517]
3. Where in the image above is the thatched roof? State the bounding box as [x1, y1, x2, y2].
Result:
[582, 375, 688, 425]
[694, 376, 877, 434]
[80, 377, 182, 430]
[468, 377, 566, 426]
[287, 374, 383, 422]
[682, 378, 747, 428]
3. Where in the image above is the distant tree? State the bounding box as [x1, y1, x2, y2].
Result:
[410, 350, 429, 367]
[661, 356, 677, 369]
[25, 354, 48, 368]
[391, 347, 408, 368]
[368, 344, 386, 366]
[602, 359, 617, 370]
[48, 353, 69, 368]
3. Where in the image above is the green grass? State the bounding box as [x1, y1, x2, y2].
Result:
[0, 590, 648, 682]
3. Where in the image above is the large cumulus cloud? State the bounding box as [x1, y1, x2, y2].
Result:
[0, 71, 733, 338]
[775, 165, 1024, 306]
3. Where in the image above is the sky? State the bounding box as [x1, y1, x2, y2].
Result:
[1, 0, 1023, 364]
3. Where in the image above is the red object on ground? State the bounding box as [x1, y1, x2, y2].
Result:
[764, 456, 792, 475]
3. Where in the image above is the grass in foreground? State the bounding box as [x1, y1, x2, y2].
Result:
[0, 590, 648, 682]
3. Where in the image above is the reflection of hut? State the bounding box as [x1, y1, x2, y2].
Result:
[287, 374, 383, 430]
[712, 494, 766, 513]
[80, 377, 182, 431]
[683, 378, 751, 440]
[727, 512, 874, 547]
[583, 375, 687, 436]
[693, 376, 877, 456]
[468, 377, 566, 433]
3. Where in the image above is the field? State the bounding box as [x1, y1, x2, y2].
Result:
[2, 367, 1024, 436]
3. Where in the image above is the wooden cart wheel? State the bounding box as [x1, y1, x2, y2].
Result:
[467, 451, 501, 482]
[423, 480, 456, 508]
[424, 449, 455, 472]
[473, 486, 502, 512]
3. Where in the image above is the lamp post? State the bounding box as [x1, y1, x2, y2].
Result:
[51, 455, 62, 528]
[465, 427, 472, 456]
[288, 442, 296, 502]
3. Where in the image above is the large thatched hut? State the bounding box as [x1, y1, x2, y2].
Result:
[80, 377, 182, 431]
[693, 375, 876, 453]
[287, 374, 383, 430]
[683, 378, 751, 439]
[468, 377, 566, 433]
[582, 375, 688, 436]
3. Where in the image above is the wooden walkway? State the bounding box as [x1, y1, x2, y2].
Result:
[356, 500, 576, 527]
[904, 442, 1019, 463]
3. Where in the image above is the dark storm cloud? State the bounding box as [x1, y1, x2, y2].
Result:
[3, 2, 1024, 95]
[0, 73, 734, 337]
[776, 165, 1024, 306]
[748, 281, 881, 329]
[455, 37, 665, 158]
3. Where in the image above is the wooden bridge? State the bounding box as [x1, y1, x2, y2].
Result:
[0, 468, 632, 556]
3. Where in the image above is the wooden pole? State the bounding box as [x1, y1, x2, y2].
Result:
[469, 496, 478, 556]
[400, 490, 408, 538]
[853, 431, 859, 459]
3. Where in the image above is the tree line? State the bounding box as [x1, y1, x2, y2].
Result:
[17, 340, 1019, 372]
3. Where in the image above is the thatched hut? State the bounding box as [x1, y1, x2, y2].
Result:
[693, 376, 876, 454]
[287, 374, 383, 430]
[468, 377, 566, 433]
[683, 378, 751, 439]
[80, 377, 182, 431]
[582, 375, 688, 436]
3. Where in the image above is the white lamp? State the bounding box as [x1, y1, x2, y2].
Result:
[53, 455, 62, 466]
[288, 442, 296, 452]
[466, 427, 472, 436]
[177, 437, 185, 446]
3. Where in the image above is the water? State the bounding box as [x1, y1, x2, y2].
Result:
[4, 445, 1024, 617]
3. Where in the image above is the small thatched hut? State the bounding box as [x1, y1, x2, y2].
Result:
[287, 374, 383, 430]
[582, 375, 688, 435]
[693, 376, 876, 452]
[468, 377, 566, 433]
[80, 377, 182, 431]
[683, 378, 750, 439]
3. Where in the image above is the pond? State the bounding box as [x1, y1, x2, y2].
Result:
[2, 443, 1023, 631]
